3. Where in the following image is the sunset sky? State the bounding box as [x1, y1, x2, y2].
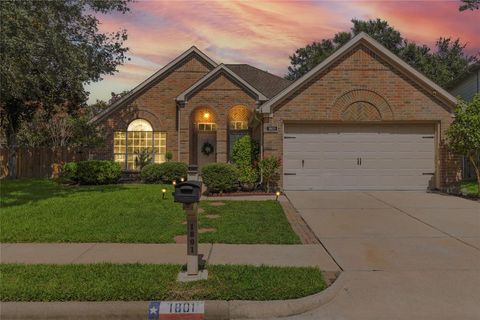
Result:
[85, 0, 480, 104]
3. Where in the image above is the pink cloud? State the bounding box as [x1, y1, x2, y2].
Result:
[87, 0, 479, 103]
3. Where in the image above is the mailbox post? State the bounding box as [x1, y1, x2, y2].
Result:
[173, 180, 207, 281]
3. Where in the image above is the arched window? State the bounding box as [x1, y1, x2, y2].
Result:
[113, 119, 167, 170]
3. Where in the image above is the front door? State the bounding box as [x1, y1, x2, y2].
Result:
[196, 131, 216, 168]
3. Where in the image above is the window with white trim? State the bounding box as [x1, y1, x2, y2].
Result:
[114, 119, 167, 170]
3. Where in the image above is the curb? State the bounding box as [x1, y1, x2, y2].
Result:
[0, 273, 345, 320]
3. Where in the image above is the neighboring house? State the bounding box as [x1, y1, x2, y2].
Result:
[90, 32, 459, 191]
[450, 63, 480, 180]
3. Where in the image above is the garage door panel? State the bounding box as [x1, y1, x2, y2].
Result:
[283, 124, 435, 190]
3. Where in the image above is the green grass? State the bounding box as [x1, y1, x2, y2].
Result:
[0, 179, 300, 244]
[461, 180, 479, 196]
[0, 263, 326, 301]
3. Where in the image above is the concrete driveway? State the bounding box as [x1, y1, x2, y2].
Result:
[285, 191, 480, 319]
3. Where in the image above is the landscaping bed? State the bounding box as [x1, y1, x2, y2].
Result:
[0, 179, 300, 244]
[0, 263, 326, 301]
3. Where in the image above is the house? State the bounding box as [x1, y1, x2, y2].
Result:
[90, 32, 460, 191]
[450, 62, 480, 180]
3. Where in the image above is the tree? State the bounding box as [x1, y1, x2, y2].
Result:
[285, 19, 477, 88]
[459, 0, 480, 10]
[0, 0, 131, 177]
[447, 94, 480, 192]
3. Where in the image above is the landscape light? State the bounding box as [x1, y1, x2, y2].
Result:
[162, 188, 167, 199]
[275, 191, 281, 201]
[172, 180, 176, 186]
[180, 177, 185, 182]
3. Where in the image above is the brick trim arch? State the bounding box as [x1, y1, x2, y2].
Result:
[329, 89, 394, 120]
[114, 107, 162, 131]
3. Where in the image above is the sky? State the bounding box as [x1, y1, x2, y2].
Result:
[85, 0, 480, 104]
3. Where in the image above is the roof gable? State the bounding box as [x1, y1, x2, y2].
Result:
[176, 64, 268, 102]
[260, 32, 457, 113]
[89, 46, 217, 124]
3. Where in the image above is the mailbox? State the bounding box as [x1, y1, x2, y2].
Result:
[173, 181, 202, 204]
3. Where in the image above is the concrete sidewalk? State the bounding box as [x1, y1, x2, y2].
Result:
[0, 243, 340, 271]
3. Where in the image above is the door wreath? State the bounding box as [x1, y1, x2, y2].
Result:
[201, 141, 214, 156]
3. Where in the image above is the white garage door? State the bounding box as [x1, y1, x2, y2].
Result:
[283, 124, 436, 190]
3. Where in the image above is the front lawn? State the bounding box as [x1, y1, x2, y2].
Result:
[0, 179, 300, 244]
[461, 180, 479, 197]
[0, 263, 326, 301]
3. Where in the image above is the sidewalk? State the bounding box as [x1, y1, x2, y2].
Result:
[0, 243, 340, 271]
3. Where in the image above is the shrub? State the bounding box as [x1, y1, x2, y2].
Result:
[141, 162, 187, 183]
[61, 162, 78, 182]
[165, 151, 173, 162]
[231, 135, 259, 167]
[76, 160, 122, 185]
[258, 156, 281, 192]
[201, 163, 239, 193]
[238, 165, 259, 184]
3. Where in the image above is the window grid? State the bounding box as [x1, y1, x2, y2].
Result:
[114, 131, 167, 171]
[198, 123, 217, 131]
[229, 121, 248, 130]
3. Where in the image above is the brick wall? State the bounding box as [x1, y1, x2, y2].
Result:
[179, 73, 257, 163]
[95, 55, 213, 162]
[265, 45, 461, 189]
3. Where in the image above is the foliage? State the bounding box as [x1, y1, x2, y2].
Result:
[238, 165, 259, 184]
[0, 263, 323, 301]
[258, 156, 281, 193]
[447, 94, 480, 191]
[61, 162, 78, 183]
[16, 105, 104, 148]
[461, 180, 479, 197]
[459, 0, 480, 10]
[231, 135, 259, 166]
[76, 160, 121, 185]
[141, 162, 187, 183]
[201, 163, 239, 193]
[0, 0, 131, 177]
[285, 18, 477, 88]
[165, 151, 173, 162]
[134, 148, 152, 170]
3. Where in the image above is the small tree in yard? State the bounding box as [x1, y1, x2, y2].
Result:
[259, 156, 281, 193]
[447, 94, 480, 192]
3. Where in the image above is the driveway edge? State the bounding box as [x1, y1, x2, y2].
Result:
[0, 273, 345, 320]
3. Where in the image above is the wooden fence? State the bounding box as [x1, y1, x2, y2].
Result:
[0, 147, 89, 179]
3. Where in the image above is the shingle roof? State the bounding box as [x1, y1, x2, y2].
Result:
[225, 64, 292, 98]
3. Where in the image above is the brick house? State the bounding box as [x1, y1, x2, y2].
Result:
[90, 32, 460, 191]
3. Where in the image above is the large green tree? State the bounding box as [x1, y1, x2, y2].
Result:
[285, 19, 477, 87]
[0, 0, 131, 177]
[447, 94, 480, 192]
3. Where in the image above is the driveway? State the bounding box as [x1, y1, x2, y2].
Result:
[285, 191, 480, 319]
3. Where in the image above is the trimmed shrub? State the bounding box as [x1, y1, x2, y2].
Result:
[258, 156, 280, 192]
[141, 162, 187, 183]
[61, 162, 78, 182]
[201, 163, 239, 193]
[238, 165, 259, 184]
[76, 160, 122, 185]
[231, 135, 259, 167]
[165, 151, 173, 162]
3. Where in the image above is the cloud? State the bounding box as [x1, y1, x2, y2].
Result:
[87, 0, 479, 103]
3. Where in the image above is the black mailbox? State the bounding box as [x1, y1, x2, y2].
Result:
[173, 181, 202, 204]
